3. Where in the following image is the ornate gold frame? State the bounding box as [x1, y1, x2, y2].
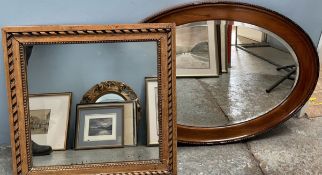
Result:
[81, 80, 141, 112]
[81, 80, 139, 103]
[2, 24, 177, 174]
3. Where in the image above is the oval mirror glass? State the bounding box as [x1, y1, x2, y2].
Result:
[176, 20, 298, 127]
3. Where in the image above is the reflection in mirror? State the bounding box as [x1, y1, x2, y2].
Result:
[26, 42, 159, 167]
[96, 93, 125, 103]
[176, 21, 210, 70]
[176, 20, 298, 127]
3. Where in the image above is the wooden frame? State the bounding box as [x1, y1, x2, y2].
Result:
[75, 103, 124, 150]
[2, 24, 176, 174]
[143, 2, 319, 144]
[29, 92, 72, 151]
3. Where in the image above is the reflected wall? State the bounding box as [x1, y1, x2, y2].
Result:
[28, 42, 157, 147]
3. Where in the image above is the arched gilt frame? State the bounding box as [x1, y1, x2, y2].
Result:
[81, 80, 142, 127]
[2, 24, 176, 174]
[81, 80, 141, 111]
[144, 2, 319, 144]
[81, 81, 139, 104]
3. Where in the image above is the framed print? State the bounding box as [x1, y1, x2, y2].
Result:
[79, 101, 137, 146]
[80, 81, 140, 146]
[106, 101, 137, 146]
[75, 103, 124, 149]
[145, 77, 159, 146]
[121, 101, 137, 146]
[29, 92, 71, 150]
[175, 21, 220, 77]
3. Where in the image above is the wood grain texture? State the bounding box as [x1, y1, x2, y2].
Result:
[143, 2, 320, 145]
[2, 24, 177, 175]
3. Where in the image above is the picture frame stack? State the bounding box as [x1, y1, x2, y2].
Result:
[29, 78, 160, 151]
[75, 101, 138, 149]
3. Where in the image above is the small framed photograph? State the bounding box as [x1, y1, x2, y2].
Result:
[29, 92, 72, 150]
[75, 104, 124, 149]
[79, 101, 137, 146]
[145, 77, 159, 146]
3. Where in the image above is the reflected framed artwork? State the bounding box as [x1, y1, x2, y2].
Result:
[29, 92, 71, 150]
[75, 103, 124, 149]
[2, 24, 176, 175]
[81, 81, 139, 146]
[175, 21, 221, 77]
[144, 2, 319, 145]
[80, 101, 137, 146]
[145, 77, 159, 146]
[101, 101, 137, 146]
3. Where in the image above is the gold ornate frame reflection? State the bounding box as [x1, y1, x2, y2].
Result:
[2, 24, 177, 175]
[81, 80, 141, 112]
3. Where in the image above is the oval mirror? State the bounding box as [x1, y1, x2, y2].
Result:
[144, 2, 319, 144]
[176, 20, 298, 127]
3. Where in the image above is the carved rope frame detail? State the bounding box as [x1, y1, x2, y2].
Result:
[2, 24, 176, 175]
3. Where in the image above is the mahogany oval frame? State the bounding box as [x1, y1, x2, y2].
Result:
[143, 2, 320, 144]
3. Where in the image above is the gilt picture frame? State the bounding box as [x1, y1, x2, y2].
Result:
[2, 24, 176, 175]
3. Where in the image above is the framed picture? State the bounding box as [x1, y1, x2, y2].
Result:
[145, 77, 159, 146]
[29, 92, 72, 150]
[75, 103, 124, 149]
[3, 24, 176, 174]
[79, 101, 137, 146]
[80, 81, 140, 146]
[176, 21, 221, 77]
[119, 101, 137, 146]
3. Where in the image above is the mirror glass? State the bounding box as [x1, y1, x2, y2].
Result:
[176, 20, 298, 127]
[96, 93, 125, 103]
[26, 42, 159, 167]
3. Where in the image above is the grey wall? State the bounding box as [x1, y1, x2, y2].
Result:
[1, 0, 322, 145]
[28, 43, 157, 147]
[267, 35, 289, 52]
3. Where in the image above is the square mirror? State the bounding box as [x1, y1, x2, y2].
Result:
[2, 24, 176, 174]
